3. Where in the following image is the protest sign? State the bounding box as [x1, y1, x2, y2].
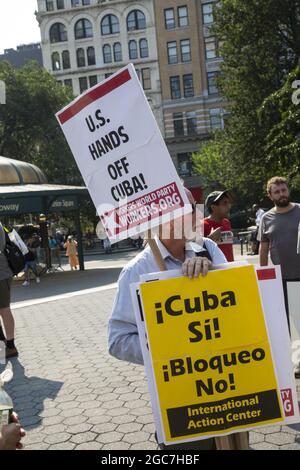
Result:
[136, 264, 299, 436]
[286, 281, 300, 347]
[138, 265, 284, 443]
[56, 64, 190, 243]
[257, 267, 299, 424]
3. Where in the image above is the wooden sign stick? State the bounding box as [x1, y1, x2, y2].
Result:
[146, 231, 249, 451]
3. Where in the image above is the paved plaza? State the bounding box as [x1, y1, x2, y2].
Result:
[1, 248, 300, 450]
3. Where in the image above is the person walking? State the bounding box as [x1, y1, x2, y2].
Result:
[64, 235, 79, 270]
[248, 204, 264, 255]
[0, 223, 18, 358]
[258, 176, 300, 376]
[22, 236, 41, 286]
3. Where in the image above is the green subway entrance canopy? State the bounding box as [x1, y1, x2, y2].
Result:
[0, 156, 89, 270]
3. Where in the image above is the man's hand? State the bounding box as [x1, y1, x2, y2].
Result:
[208, 227, 222, 243]
[0, 412, 26, 450]
[182, 257, 212, 279]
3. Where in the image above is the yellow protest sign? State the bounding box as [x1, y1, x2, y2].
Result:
[140, 265, 283, 442]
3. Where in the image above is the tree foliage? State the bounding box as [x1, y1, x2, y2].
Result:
[0, 61, 82, 185]
[259, 65, 300, 189]
[193, 0, 300, 204]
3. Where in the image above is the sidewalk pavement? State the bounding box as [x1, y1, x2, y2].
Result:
[1, 247, 300, 450]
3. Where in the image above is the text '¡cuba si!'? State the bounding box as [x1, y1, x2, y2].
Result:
[153, 289, 266, 397]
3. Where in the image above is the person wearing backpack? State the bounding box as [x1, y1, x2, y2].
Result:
[0, 223, 18, 358]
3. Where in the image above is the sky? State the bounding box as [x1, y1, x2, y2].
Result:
[0, 0, 41, 54]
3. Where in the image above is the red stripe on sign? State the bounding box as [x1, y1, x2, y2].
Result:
[57, 69, 131, 124]
[257, 268, 276, 281]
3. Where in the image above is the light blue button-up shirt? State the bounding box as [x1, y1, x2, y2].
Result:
[108, 237, 227, 365]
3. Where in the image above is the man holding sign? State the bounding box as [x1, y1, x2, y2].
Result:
[108, 189, 226, 449]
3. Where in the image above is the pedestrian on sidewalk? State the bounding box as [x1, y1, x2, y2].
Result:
[64, 235, 79, 270]
[108, 188, 227, 450]
[203, 190, 235, 262]
[258, 176, 300, 377]
[248, 204, 264, 255]
[22, 236, 40, 286]
[0, 223, 18, 358]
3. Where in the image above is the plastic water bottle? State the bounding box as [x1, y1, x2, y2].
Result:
[0, 363, 13, 426]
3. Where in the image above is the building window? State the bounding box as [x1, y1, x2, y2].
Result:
[89, 75, 97, 88]
[79, 77, 88, 93]
[139, 39, 148, 58]
[76, 48, 86, 67]
[170, 76, 181, 99]
[113, 43, 122, 62]
[50, 23, 67, 43]
[210, 108, 223, 129]
[173, 113, 184, 137]
[87, 46, 95, 65]
[63, 79, 72, 93]
[127, 10, 146, 31]
[205, 37, 217, 59]
[180, 39, 191, 62]
[101, 14, 120, 35]
[167, 41, 178, 64]
[164, 8, 175, 30]
[178, 6, 188, 27]
[177, 153, 192, 176]
[72, 0, 90, 6]
[105, 73, 113, 79]
[56, 0, 64, 9]
[186, 111, 197, 135]
[64, 79, 72, 92]
[183, 74, 194, 97]
[129, 40, 138, 60]
[46, 1, 54, 11]
[51, 52, 61, 71]
[62, 50, 70, 69]
[202, 3, 213, 24]
[103, 44, 112, 63]
[207, 71, 219, 94]
[141, 68, 151, 90]
[75, 19, 93, 39]
[135, 69, 140, 81]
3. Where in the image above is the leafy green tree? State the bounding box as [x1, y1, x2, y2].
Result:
[193, 0, 300, 204]
[259, 65, 300, 190]
[0, 61, 81, 185]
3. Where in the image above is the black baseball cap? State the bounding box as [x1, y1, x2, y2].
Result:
[205, 190, 233, 210]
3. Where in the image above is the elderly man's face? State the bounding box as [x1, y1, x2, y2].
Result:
[160, 189, 203, 242]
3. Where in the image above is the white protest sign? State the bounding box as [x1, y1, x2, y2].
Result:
[56, 64, 190, 243]
[286, 281, 300, 347]
[256, 267, 299, 425]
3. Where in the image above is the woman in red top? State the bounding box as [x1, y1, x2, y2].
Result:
[203, 190, 234, 262]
